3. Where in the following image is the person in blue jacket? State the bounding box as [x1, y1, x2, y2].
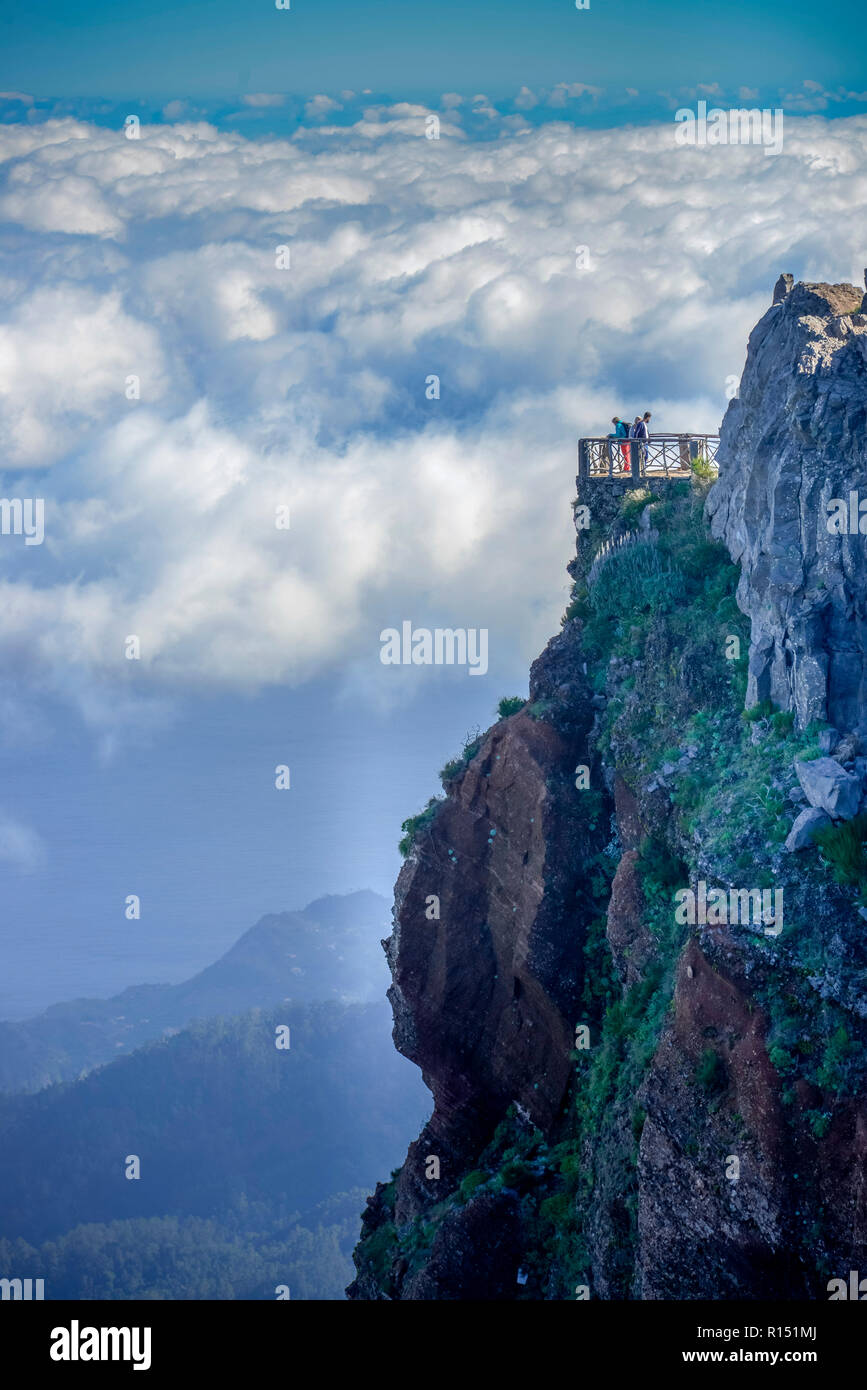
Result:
[608, 416, 631, 471]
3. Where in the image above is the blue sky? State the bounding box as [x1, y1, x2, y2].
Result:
[1, 0, 866, 115]
[1, 2, 866, 1018]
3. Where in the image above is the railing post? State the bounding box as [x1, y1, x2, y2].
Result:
[578, 438, 588, 481]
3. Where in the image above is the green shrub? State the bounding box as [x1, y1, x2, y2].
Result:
[497, 696, 526, 719]
[439, 728, 483, 785]
[526, 698, 554, 721]
[807, 1110, 831, 1140]
[689, 453, 716, 480]
[695, 1047, 726, 1095]
[744, 698, 774, 723]
[817, 1024, 854, 1093]
[458, 1170, 488, 1202]
[768, 1044, 796, 1077]
[496, 1159, 532, 1192]
[363, 1221, 397, 1289]
[815, 814, 867, 888]
[398, 797, 443, 857]
[620, 489, 653, 529]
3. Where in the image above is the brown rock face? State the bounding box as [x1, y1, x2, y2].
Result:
[638, 930, 867, 1299]
[606, 850, 654, 991]
[384, 628, 602, 1225]
[637, 936, 796, 1298]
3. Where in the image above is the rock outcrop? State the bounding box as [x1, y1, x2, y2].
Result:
[707, 275, 867, 735]
[381, 628, 603, 1231]
[351, 276, 867, 1302]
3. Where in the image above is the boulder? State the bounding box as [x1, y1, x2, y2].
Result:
[785, 806, 831, 852]
[794, 757, 861, 820]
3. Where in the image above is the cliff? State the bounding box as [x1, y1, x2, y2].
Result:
[349, 276, 867, 1301]
[707, 277, 867, 734]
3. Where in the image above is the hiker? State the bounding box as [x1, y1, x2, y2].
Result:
[607, 417, 620, 467]
[632, 411, 651, 472]
[629, 416, 642, 474]
[608, 416, 630, 471]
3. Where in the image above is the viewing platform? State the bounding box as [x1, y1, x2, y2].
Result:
[577, 434, 720, 481]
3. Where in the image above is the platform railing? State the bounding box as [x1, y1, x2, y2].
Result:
[577, 434, 720, 480]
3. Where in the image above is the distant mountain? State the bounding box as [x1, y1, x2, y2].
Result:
[0, 890, 391, 1094]
[0, 999, 430, 1298]
[0, 1000, 429, 1248]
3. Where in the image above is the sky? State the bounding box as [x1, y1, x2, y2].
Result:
[1, 0, 866, 110]
[1, 1, 866, 1017]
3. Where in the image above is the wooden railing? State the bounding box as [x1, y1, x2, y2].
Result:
[577, 434, 720, 480]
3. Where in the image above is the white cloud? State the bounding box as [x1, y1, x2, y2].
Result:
[304, 94, 343, 121]
[0, 108, 866, 733]
[243, 93, 286, 108]
[547, 82, 603, 107]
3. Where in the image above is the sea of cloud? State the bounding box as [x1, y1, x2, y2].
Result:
[1, 103, 866, 732]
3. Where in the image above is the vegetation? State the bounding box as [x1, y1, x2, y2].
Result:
[689, 452, 716, 481]
[0, 1000, 430, 1296]
[0, 1191, 367, 1300]
[815, 814, 867, 895]
[398, 796, 443, 857]
[439, 727, 483, 786]
[497, 696, 526, 718]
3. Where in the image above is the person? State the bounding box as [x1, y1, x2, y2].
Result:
[633, 411, 652, 472]
[608, 416, 630, 472]
[607, 416, 620, 469]
[629, 416, 642, 474]
[616, 416, 631, 470]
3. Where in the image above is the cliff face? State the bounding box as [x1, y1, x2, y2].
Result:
[707, 277, 867, 735]
[386, 635, 597, 1217]
[350, 277, 867, 1301]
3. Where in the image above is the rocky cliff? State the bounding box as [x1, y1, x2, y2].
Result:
[349, 276, 867, 1301]
[707, 276, 867, 736]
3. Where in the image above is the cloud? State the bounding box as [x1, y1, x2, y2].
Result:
[783, 80, 867, 112]
[0, 108, 866, 736]
[546, 82, 603, 107]
[514, 86, 539, 111]
[243, 93, 286, 108]
[0, 812, 46, 873]
[304, 94, 343, 121]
